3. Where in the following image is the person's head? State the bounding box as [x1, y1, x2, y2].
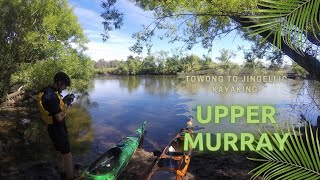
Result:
[53, 72, 71, 92]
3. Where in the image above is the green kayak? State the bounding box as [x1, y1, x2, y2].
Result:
[83, 121, 147, 180]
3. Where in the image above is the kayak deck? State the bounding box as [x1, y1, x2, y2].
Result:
[84, 121, 146, 180]
[148, 127, 193, 180]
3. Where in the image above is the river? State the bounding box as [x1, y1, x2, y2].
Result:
[1, 75, 319, 171]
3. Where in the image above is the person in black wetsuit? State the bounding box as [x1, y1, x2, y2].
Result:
[37, 72, 74, 180]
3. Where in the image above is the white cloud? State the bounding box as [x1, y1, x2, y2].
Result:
[84, 29, 102, 39]
[73, 0, 154, 29]
[70, 0, 101, 6]
[72, 6, 139, 61]
[85, 31, 139, 61]
[82, 27, 140, 61]
[70, 1, 161, 61]
[85, 40, 136, 61]
[84, 29, 135, 43]
[117, 0, 155, 25]
[74, 7, 104, 30]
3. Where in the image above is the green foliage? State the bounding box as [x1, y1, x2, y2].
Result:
[141, 56, 157, 74]
[94, 59, 121, 69]
[101, 0, 256, 53]
[216, 49, 236, 63]
[201, 57, 216, 69]
[215, 49, 236, 69]
[165, 57, 181, 75]
[246, 0, 320, 53]
[94, 68, 117, 74]
[243, 59, 265, 69]
[0, 0, 87, 100]
[113, 54, 202, 75]
[100, 0, 320, 81]
[292, 62, 308, 78]
[115, 62, 130, 75]
[13, 52, 94, 93]
[96, 52, 272, 76]
[248, 125, 320, 179]
[240, 41, 283, 70]
[127, 56, 143, 75]
[181, 55, 202, 73]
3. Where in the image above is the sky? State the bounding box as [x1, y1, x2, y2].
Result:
[69, 0, 264, 64]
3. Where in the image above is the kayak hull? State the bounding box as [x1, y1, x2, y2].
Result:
[84, 121, 147, 180]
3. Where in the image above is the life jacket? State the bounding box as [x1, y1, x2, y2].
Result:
[37, 87, 64, 125]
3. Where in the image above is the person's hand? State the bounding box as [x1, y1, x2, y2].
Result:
[63, 93, 75, 106]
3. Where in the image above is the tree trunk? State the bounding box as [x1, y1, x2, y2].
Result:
[231, 16, 320, 82]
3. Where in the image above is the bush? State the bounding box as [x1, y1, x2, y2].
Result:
[13, 54, 94, 92]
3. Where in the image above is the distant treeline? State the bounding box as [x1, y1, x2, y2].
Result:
[94, 54, 307, 76]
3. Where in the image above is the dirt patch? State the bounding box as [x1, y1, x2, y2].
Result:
[189, 151, 262, 180]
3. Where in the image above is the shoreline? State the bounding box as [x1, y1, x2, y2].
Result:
[0, 148, 260, 180]
[0, 104, 260, 179]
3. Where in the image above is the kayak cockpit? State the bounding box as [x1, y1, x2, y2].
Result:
[165, 137, 185, 155]
[158, 158, 180, 169]
[87, 147, 122, 175]
[150, 170, 177, 180]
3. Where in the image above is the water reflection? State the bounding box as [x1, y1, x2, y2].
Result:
[88, 76, 320, 154]
[286, 80, 320, 123]
[176, 78, 320, 135]
[1, 76, 320, 173]
[0, 103, 94, 172]
[118, 76, 142, 93]
[89, 76, 190, 151]
[66, 104, 94, 156]
[142, 76, 180, 96]
[117, 75, 183, 96]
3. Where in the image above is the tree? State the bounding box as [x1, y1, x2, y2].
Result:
[240, 44, 273, 69]
[116, 62, 130, 75]
[165, 57, 180, 74]
[215, 49, 235, 69]
[243, 0, 320, 79]
[243, 58, 265, 69]
[216, 49, 235, 63]
[292, 62, 308, 78]
[141, 55, 157, 74]
[154, 50, 169, 74]
[200, 56, 215, 70]
[100, 0, 320, 81]
[245, 0, 320, 52]
[127, 56, 142, 75]
[14, 53, 94, 93]
[0, 0, 87, 100]
[94, 59, 108, 69]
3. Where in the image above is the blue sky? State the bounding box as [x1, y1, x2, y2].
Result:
[69, 0, 257, 63]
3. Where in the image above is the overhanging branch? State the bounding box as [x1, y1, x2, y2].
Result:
[231, 16, 320, 82]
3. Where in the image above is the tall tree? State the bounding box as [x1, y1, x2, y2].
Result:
[0, 0, 87, 101]
[180, 54, 201, 72]
[127, 56, 142, 75]
[216, 49, 235, 63]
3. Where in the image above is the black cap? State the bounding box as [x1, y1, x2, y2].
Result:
[53, 72, 71, 86]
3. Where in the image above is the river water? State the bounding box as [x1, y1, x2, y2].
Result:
[1, 75, 320, 170]
[74, 76, 319, 156]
